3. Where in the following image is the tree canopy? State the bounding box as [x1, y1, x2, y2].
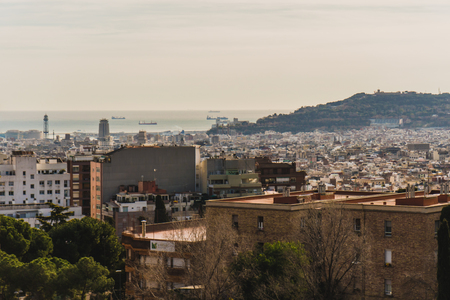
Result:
[37, 203, 74, 232]
[49, 217, 123, 270]
[231, 241, 308, 300]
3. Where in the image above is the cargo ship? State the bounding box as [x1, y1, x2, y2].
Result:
[139, 121, 157, 125]
[112, 116, 125, 119]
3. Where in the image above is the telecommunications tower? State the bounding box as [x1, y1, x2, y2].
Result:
[43, 114, 49, 139]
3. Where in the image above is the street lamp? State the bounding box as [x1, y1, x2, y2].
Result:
[115, 269, 122, 300]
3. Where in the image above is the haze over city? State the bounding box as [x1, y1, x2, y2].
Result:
[1, 0, 449, 111]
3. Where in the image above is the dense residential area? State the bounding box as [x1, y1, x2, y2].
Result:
[2, 122, 450, 299]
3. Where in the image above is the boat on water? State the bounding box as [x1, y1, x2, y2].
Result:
[112, 116, 125, 119]
[139, 121, 157, 125]
[207, 116, 228, 120]
[208, 110, 220, 113]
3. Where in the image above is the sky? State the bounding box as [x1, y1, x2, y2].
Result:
[1, 0, 450, 111]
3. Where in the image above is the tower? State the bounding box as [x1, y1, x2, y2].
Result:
[43, 114, 49, 139]
[98, 119, 110, 140]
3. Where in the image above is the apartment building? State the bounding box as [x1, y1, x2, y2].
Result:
[122, 220, 205, 299]
[206, 189, 445, 299]
[0, 151, 70, 206]
[198, 157, 262, 198]
[91, 146, 200, 207]
[255, 156, 307, 192]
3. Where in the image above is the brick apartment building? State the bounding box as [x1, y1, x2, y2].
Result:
[206, 190, 445, 299]
[255, 157, 307, 192]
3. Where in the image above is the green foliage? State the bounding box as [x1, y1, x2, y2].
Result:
[438, 207, 450, 300]
[19, 257, 60, 299]
[49, 217, 123, 270]
[231, 241, 308, 300]
[154, 195, 170, 223]
[66, 257, 114, 300]
[37, 203, 74, 232]
[0, 215, 32, 259]
[0, 250, 23, 299]
[22, 228, 53, 262]
[0, 216, 53, 263]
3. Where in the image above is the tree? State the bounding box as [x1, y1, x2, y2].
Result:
[299, 202, 362, 300]
[154, 195, 170, 223]
[49, 217, 123, 270]
[19, 257, 60, 300]
[22, 228, 53, 262]
[438, 206, 450, 300]
[0, 215, 32, 259]
[0, 251, 23, 300]
[37, 203, 74, 232]
[231, 241, 309, 300]
[66, 257, 114, 300]
[128, 217, 241, 300]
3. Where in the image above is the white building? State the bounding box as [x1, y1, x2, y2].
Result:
[0, 203, 82, 228]
[0, 151, 70, 206]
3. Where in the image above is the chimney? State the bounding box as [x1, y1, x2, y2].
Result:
[141, 220, 147, 236]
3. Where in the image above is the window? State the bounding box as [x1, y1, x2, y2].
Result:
[257, 216, 264, 230]
[9, 191, 13, 196]
[23, 171, 26, 176]
[8, 182, 13, 186]
[47, 180, 52, 186]
[73, 183, 79, 190]
[30, 184, 34, 189]
[55, 190, 60, 194]
[301, 217, 306, 228]
[232, 215, 239, 228]
[23, 181, 26, 186]
[30, 174, 34, 179]
[55, 180, 60, 185]
[0, 191, 4, 196]
[73, 191, 79, 198]
[39, 181, 44, 186]
[47, 190, 53, 195]
[39, 190, 45, 195]
[64, 180, 68, 187]
[23, 191, 26, 195]
[385, 250, 392, 267]
[73, 174, 79, 181]
[64, 190, 69, 197]
[385, 221, 392, 237]
[0, 182, 4, 186]
[123, 206, 128, 212]
[384, 279, 392, 296]
[73, 166, 79, 172]
[30, 194, 34, 198]
[435, 220, 440, 237]
[354, 218, 361, 231]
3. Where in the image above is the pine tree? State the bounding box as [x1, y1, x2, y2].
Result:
[154, 195, 169, 223]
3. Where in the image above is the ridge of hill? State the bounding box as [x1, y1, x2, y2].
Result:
[208, 91, 450, 134]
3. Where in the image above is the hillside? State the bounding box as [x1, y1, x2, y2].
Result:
[208, 91, 450, 134]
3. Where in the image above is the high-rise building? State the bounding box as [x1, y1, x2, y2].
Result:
[137, 131, 147, 145]
[98, 119, 110, 140]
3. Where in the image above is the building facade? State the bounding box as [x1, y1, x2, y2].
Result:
[0, 151, 70, 206]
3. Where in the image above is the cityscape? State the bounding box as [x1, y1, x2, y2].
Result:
[1, 111, 450, 299]
[2, 0, 450, 299]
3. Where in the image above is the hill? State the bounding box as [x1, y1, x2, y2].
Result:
[208, 91, 450, 134]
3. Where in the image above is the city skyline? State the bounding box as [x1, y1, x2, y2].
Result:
[1, 0, 449, 111]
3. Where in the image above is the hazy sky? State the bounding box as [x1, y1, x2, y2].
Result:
[1, 0, 449, 111]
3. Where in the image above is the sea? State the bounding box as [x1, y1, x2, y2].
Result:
[0, 110, 293, 135]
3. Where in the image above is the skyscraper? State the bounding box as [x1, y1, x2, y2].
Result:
[98, 119, 110, 140]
